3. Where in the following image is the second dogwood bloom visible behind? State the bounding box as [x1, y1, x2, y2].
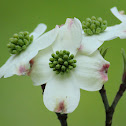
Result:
[79, 7, 126, 55]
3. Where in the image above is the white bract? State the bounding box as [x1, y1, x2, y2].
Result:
[30, 18, 110, 113]
[79, 7, 126, 55]
[0, 23, 59, 78]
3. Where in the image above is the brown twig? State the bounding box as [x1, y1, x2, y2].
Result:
[99, 83, 126, 126]
[56, 113, 68, 126]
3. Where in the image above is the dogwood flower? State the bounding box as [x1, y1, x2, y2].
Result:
[0, 23, 59, 78]
[79, 8, 126, 55]
[29, 18, 110, 113]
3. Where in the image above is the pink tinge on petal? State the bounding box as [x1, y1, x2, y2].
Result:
[27, 59, 34, 76]
[55, 101, 66, 113]
[56, 24, 64, 28]
[78, 44, 84, 51]
[100, 64, 110, 82]
[68, 19, 74, 29]
[18, 66, 28, 75]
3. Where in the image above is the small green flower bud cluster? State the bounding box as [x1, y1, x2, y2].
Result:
[7, 31, 33, 54]
[82, 16, 107, 35]
[49, 50, 77, 74]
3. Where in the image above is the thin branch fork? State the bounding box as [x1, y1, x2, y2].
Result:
[99, 83, 126, 126]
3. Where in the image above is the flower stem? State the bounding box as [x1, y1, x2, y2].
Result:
[99, 85, 109, 111]
[99, 83, 126, 126]
[56, 113, 68, 126]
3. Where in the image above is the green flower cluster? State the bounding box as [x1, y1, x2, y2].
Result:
[82, 16, 107, 35]
[7, 31, 33, 54]
[49, 50, 77, 74]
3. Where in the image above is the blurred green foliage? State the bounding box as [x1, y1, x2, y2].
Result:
[0, 0, 126, 126]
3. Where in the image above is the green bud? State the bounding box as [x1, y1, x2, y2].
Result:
[90, 24, 96, 30]
[61, 66, 66, 71]
[86, 22, 90, 27]
[56, 51, 59, 54]
[22, 45, 26, 50]
[59, 50, 63, 56]
[58, 58, 63, 63]
[63, 50, 67, 54]
[56, 70, 60, 74]
[91, 16, 96, 20]
[30, 35, 33, 42]
[53, 68, 56, 71]
[18, 39, 24, 46]
[82, 25, 87, 29]
[25, 35, 30, 40]
[103, 20, 107, 25]
[101, 25, 107, 32]
[97, 17, 102, 22]
[50, 64, 54, 68]
[69, 60, 73, 64]
[53, 61, 57, 65]
[50, 58, 54, 62]
[66, 69, 69, 73]
[10, 44, 15, 48]
[7, 43, 11, 48]
[12, 50, 17, 54]
[70, 54, 74, 59]
[64, 61, 68, 66]
[24, 31, 29, 36]
[19, 34, 23, 39]
[13, 33, 19, 38]
[72, 64, 76, 68]
[54, 55, 59, 59]
[91, 20, 96, 24]
[69, 66, 73, 70]
[66, 51, 70, 56]
[86, 18, 91, 22]
[95, 21, 100, 26]
[24, 39, 29, 45]
[63, 55, 68, 60]
[51, 53, 55, 58]
[87, 29, 93, 35]
[96, 28, 101, 34]
[73, 60, 77, 63]
[56, 64, 61, 69]
[82, 21, 86, 25]
[15, 46, 21, 51]
[84, 29, 87, 33]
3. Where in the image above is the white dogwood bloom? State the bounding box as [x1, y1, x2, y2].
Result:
[30, 18, 110, 113]
[79, 8, 126, 55]
[0, 23, 59, 78]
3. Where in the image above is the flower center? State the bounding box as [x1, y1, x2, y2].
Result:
[7, 31, 33, 54]
[49, 50, 77, 74]
[82, 16, 107, 35]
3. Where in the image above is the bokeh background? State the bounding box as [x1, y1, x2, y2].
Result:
[0, 0, 126, 126]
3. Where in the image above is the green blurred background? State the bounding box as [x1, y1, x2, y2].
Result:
[0, 0, 126, 126]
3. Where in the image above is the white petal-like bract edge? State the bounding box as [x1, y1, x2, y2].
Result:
[73, 51, 110, 91]
[30, 23, 47, 40]
[43, 74, 80, 113]
[30, 46, 54, 86]
[79, 23, 126, 55]
[111, 7, 126, 22]
[52, 18, 82, 55]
